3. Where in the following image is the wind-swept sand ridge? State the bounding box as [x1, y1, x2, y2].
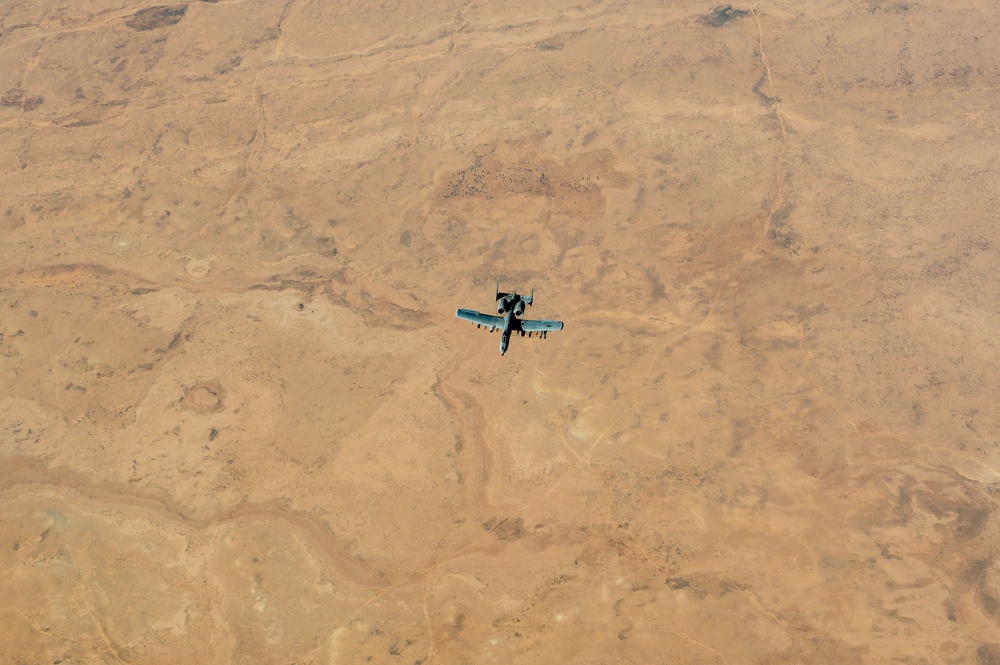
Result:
[2, 0, 999, 662]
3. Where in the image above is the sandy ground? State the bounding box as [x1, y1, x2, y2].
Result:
[2, 1, 999, 663]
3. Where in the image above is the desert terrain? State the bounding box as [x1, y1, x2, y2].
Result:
[2, 0, 999, 662]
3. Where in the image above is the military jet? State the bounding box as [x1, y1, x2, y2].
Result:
[456, 285, 564, 356]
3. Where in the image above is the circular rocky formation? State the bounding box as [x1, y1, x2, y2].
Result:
[182, 380, 226, 412]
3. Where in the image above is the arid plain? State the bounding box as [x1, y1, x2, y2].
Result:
[2, 1, 999, 663]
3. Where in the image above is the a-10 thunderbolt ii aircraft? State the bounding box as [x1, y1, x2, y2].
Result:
[456, 285, 564, 356]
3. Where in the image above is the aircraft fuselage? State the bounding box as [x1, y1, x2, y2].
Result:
[455, 286, 562, 356]
[499, 310, 516, 356]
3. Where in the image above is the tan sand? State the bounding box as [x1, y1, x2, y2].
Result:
[1, 1, 998, 662]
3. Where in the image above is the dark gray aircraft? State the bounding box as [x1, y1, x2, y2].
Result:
[456, 285, 564, 356]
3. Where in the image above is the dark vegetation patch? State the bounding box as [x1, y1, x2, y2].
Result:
[768, 202, 799, 253]
[956, 505, 991, 541]
[868, 2, 913, 14]
[22, 95, 44, 111]
[125, 5, 187, 31]
[482, 516, 525, 541]
[448, 612, 465, 638]
[644, 267, 666, 301]
[771, 201, 795, 225]
[664, 577, 690, 589]
[963, 558, 990, 583]
[214, 55, 242, 75]
[443, 161, 550, 199]
[1, 87, 23, 107]
[768, 225, 796, 252]
[314, 236, 337, 257]
[979, 590, 999, 617]
[2, 87, 44, 111]
[729, 418, 756, 457]
[699, 5, 750, 28]
[979, 644, 1000, 665]
[164, 331, 187, 352]
[753, 71, 780, 104]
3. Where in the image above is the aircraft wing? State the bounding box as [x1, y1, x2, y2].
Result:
[519, 318, 564, 332]
[456, 309, 503, 329]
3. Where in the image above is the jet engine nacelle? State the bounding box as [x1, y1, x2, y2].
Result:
[513, 301, 525, 316]
[498, 294, 515, 314]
